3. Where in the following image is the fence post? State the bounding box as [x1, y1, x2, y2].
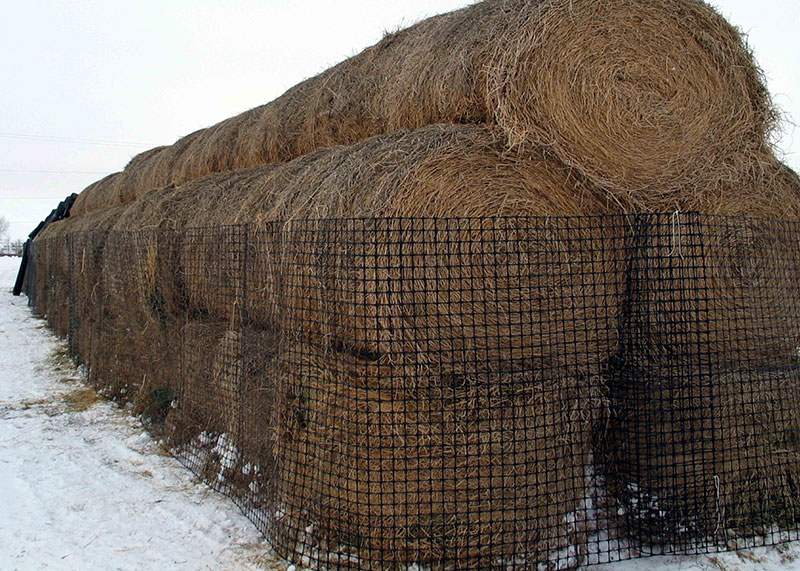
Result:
[238, 223, 249, 451]
[66, 233, 74, 356]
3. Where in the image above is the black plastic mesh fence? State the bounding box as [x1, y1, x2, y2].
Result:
[25, 213, 800, 569]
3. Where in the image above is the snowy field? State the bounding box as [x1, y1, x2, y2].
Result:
[1, 253, 800, 571]
[0, 257, 284, 570]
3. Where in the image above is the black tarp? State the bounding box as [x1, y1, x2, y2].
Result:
[13, 193, 78, 296]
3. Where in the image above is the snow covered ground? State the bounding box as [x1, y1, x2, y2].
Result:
[0, 256, 284, 570]
[2, 253, 800, 571]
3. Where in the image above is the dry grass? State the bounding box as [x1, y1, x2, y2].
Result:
[27, 0, 800, 560]
[63, 125, 627, 566]
[101, 127, 626, 430]
[63, 387, 103, 412]
[111, 124, 623, 357]
[33, 207, 128, 357]
[489, 0, 775, 211]
[32, 138, 800, 566]
[44, 345, 74, 373]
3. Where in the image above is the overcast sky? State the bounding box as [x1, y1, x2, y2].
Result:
[1, 0, 798, 241]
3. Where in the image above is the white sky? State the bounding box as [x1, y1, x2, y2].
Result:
[0, 0, 798, 241]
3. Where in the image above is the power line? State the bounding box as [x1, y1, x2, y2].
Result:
[0, 196, 66, 200]
[0, 132, 154, 148]
[0, 168, 111, 174]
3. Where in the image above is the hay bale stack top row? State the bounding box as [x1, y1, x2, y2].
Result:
[68, 0, 788, 220]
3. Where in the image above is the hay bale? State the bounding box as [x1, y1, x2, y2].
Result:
[268, 342, 604, 568]
[707, 217, 800, 365]
[31, 220, 70, 331]
[110, 167, 276, 320]
[243, 126, 623, 381]
[86, 227, 184, 410]
[599, 212, 800, 541]
[72, 0, 773, 215]
[619, 214, 800, 368]
[166, 320, 281, 499]
[170, 320, 233, 440]
[70, 174, 123, 216]
[27, 234, 69, 335]
[31, 207, 126, 350]
[600, 365, 800, 542]
[705, 151, 800, 219]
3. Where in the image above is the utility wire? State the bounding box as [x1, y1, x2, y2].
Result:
[0, 196, 66, 200]
[0, 132, 154, 148]
[0, 168, 111, 174]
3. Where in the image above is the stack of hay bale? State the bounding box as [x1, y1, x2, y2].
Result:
[32, 0, 800, 567]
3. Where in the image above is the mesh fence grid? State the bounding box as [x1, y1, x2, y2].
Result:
[24, 213, 800, 569]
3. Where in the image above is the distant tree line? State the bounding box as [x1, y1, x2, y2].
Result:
[0, 238, 24, 257]
[0, 215, 22, 256]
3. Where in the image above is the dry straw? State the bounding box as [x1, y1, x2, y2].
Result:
[37, 218, 180, 414]
[71, 0, 775, 216]
[33, 207, 126, 345]
[31, 0, 800, 559]
[62, 119, 800, 555]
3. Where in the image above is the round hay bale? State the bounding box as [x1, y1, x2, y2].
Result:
[33, 217, 80, 330]
[165, 322, 281, 496]
[94, 231, 146, 399]
[706, 216, 800, 366]
[488, 0, 775, 207]
[109, 198, 191, 327]
[71, 145, 172, 217]
[86, 226, 185, 411]
[208, 329, 242, 439]
[269, 342, 604, 568]
[70, 173, 124, 216]
[111, 167, 279, 321]
[598, 211, 800, 542]
[704, 151, 800, 219]
[103, 123, 621, 566]
[618, 212, 800, 370]
[70, 0, 772, 215]
[600, 365, 800, 542]
[28, 230, 62, 324]
[168, 320, 234, 442]
[237, 126, 623, 381]
[131, 135, 206, 203]
[27, 232, 70, 335]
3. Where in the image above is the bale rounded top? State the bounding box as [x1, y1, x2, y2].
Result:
[38, 205, 129, 240]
